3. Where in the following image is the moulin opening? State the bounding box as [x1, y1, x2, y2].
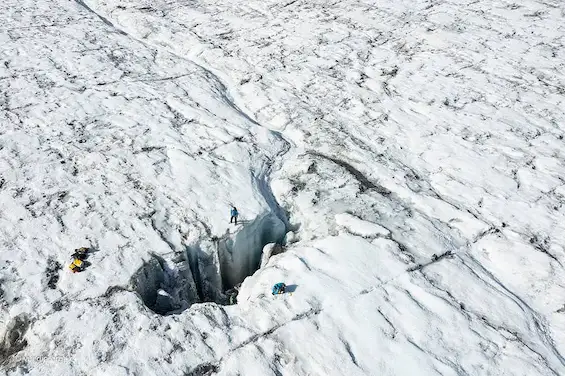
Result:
[132, 212, 287, 315]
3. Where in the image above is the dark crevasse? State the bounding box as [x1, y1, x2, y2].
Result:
[132, 211, 286, 314]
[217, 212, 286, 290]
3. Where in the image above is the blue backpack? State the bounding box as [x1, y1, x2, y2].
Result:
[272, 282, 286, 295]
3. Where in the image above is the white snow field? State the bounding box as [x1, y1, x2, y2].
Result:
[1, 0, 565, 374]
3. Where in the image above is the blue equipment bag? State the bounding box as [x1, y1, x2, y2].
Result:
[272, 282, 286, 295]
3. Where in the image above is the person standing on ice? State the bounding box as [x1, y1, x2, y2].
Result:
[230, 206, 239, 225]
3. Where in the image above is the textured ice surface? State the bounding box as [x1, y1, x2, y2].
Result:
[1, 0, 565, 374]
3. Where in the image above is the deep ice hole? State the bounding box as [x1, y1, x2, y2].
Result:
[132, 212, 286, 314]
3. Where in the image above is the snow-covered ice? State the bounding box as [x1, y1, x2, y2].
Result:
[1, 0, 565, 374]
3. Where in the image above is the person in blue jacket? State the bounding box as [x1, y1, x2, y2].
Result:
[230, 206, 239, 225]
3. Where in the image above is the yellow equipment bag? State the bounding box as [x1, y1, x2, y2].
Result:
[69, 258, 83, 272]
